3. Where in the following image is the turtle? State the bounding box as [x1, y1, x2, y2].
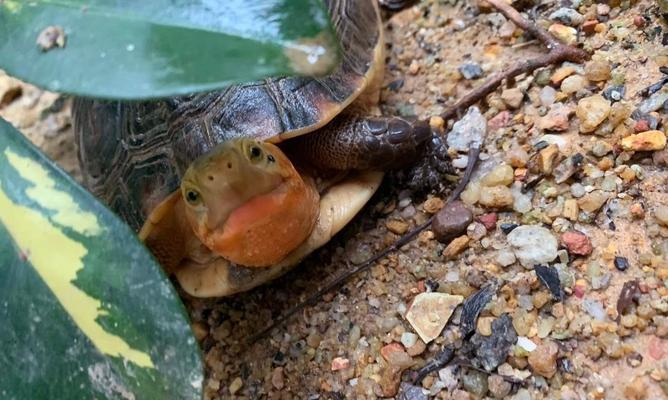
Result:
[72, 0, 451, 298]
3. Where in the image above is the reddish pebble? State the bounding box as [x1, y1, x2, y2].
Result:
[331, 357, 350, 371]
[488, 111, 511, 130]
[417, 280, 427, 293]
[478, 213, 498, 230]
[648, 336, 666, 360]
[381, 343, 405, 362]
[582, 20, 598, 35]
[633, 15, 646, 28]
[560, 230, 593, 256]
[574, 283, 586, 298]
[634, 119, 650, 133]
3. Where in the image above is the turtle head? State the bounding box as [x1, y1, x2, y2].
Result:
[179, 138, 319, 267]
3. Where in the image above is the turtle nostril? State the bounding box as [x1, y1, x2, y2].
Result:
[207, 175, 214, 181]
[227, 162, 232, 169]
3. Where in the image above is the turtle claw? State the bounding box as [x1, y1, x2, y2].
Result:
[401, 131, 453, 194]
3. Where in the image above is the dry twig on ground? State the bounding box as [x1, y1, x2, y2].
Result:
[440, 0, 589, 121]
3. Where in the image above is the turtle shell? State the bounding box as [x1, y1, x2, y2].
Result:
[73, 0, 382, 231]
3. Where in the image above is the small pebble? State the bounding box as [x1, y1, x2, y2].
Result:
[478, 213, 498, 230]
[400, 332, 418, 348]
[561, 75, 587, 94]
[602, 85, 625, 102]
[548, 23, 577, 45]
[331, 357, 350, 371]
[516, 336, 537, 352]
[480, 164, 514, 187]
[623, 376, 648, 400]
[462, 371, 488, 397]
[538, 104, 572, 131]
[614, 256, 630, 271]
[479, 186, 514, 208]
[500, 223, 518, 234]
[501, 88, 524, 109]
[655, 205, 668, 226]
[620, 130, 667, 151]
[459, 62, 483, 80]
[432, 200, 473, 243]
[443, 235, 470, 259]
[577, 95, 611, 133]
[539, 86, 557, 107]
[528, 340, 559, 378]
[507, 225, 559, 267]
[560, 230, 593, 256]
[577, 190, 609, 213]
[570, 183, 586, 198]
[496, 249, 516, 267]
[229, 377, 243, 395]
[423, 197, 444, 214]
[487, 374, 512, 399]
[585, 60, 612, 82]
[271, 367, 284, 390]
[549, 8, 585, 27]
[405, 292, 463, 343]
[386, 219, 409, 235]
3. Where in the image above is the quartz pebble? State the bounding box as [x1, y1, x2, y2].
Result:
[538, 103, 572, 131]
[447, 107, 486, 152]
[480, 164, 514, 187]
[479, 186, 514, 208]
[585, 60, 612, 82]
[516, 336, 537, 352]
[380, 350, 415, 397]
[400, 332, 418, 348]
[271, 367, 284, 390]
[528, 341, 559, 378]
[620, 130, 667, 151]
[560, 75, 587, 94]
[331, 357, 350, 371]
[487, 374, 512, 399]
[496, 249, 516, 267]
[405, 292, 464, 343]
[539, 86, 557, 107]
[577, 95, 611, 133]
[507, 225, 559, 267]
[548, 23, 577, 45]
[229, 377, 243, 395]
[501, 88, 524, 109]
[577, 190, 609, 213]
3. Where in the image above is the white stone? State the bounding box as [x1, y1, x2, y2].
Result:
[507, 225, 558, 267]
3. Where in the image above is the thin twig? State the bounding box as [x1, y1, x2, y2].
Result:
[440, 0, 589, 121]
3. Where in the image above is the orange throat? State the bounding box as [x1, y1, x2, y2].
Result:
[201, 178, 319, 267]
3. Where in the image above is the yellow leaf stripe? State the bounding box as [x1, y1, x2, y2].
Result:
[0, 149, 154, 369]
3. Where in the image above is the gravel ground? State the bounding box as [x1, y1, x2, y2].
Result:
[2, 0, 668, 399]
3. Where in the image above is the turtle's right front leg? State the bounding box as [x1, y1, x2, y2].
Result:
[290, 113, 452, 191]
[291, 114, 431, 170]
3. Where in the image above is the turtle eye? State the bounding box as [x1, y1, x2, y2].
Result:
[185, 189, 201, 205]
[248, 145, 262, 161]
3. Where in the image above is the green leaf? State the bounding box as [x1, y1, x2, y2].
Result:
[0, 0, 339, 99]
[0, 118, 203, 399]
